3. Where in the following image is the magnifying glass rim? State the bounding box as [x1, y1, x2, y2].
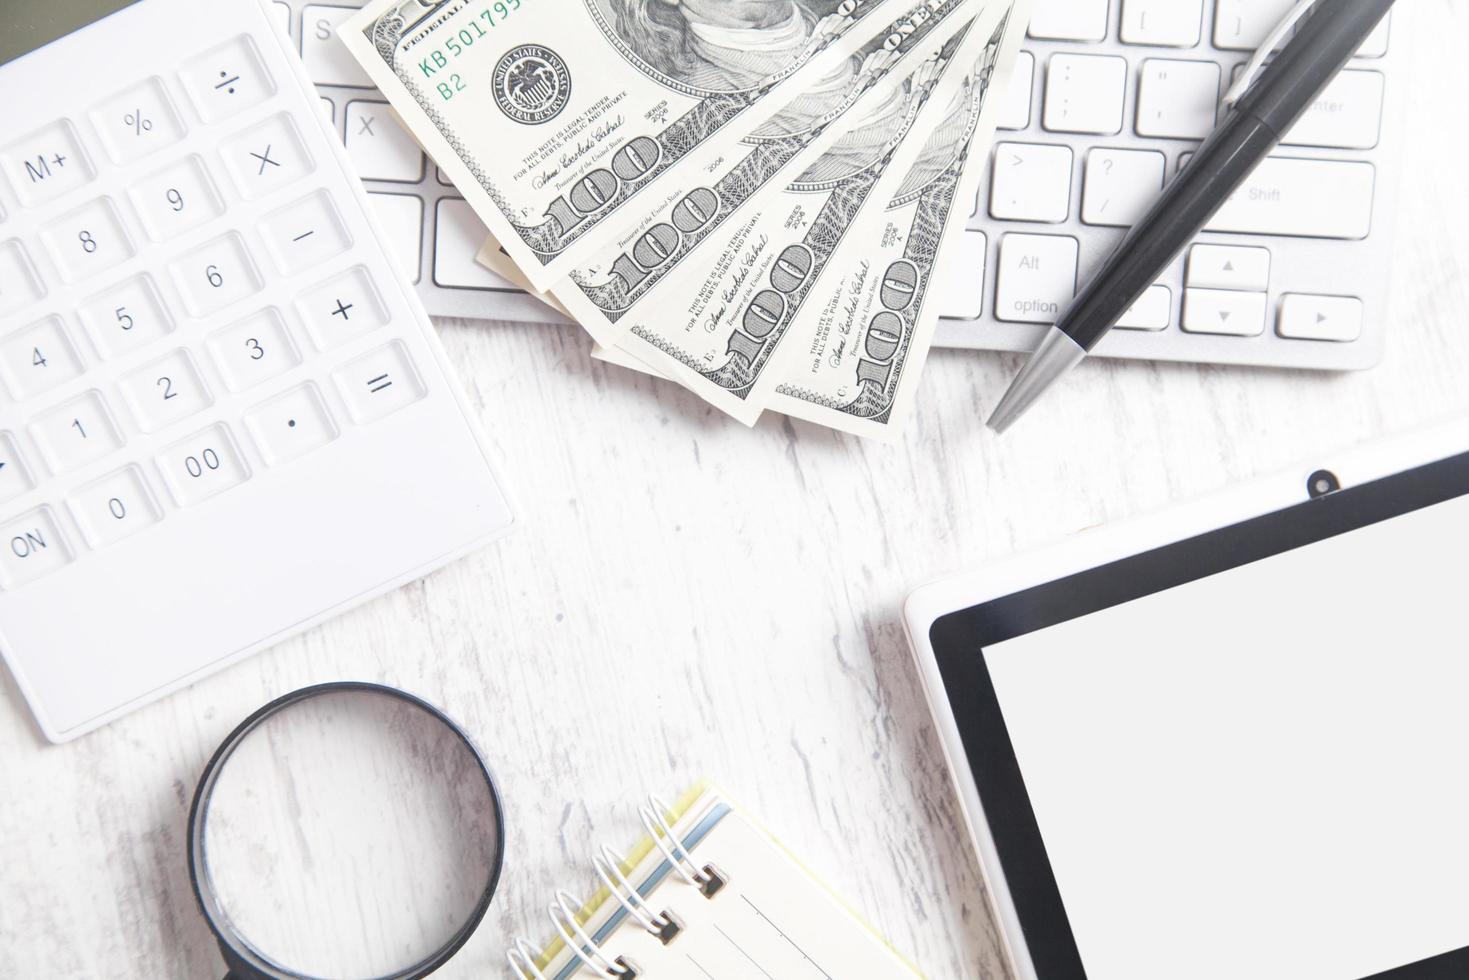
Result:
[187, 681, 506, 980]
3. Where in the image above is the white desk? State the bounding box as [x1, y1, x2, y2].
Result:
[3, 4, 1468, 976]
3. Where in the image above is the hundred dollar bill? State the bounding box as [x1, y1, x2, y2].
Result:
[340, 0, 931, 291]
[478, 235, 574, 318]
[769, 3, 1026, 439]
[589, 9, 998, 424]
[543, 0, 985, 346]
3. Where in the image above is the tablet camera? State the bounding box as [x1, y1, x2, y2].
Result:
[1307, 469, 1341, 499]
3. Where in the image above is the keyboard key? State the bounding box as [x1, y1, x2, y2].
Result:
[0, 508, 71, 590]
[1183, 287, 1266, 336]
[1136, 59, 1219, 139]
[345, 102, 425, 182]
[245, 383, 338, 466]
[936, 231, 987, 320]
[119, 349, 214, 433]
[333, 341, 427, 424]
[221, 114, 314, 201]
[1278, 294, 1363, 342]
[1202, 158, 1375, 240]
[1044, 54, 1126, 135]
[207, 308, 303, 392]
[1, 120, 94, 208]
[157, 423, 250, 507]
[995, 233, 1078, 324]
[296, 266, 389, 350]
[67, 466, 161, 548]
[170, 232, 262, 317]
[0, 239, 45, 316]
[320, 97, 336, 124]
[129, 155, 224, 242]
[436, 166, 453, 187]
[1187, 244, 1270, 291]
[273, 1, 293, 35]
[180, 35, 275, 123]
[29, 391, 124, 476]
[0, 432, 36, 507]
[1212, 0, 1294, 51]
[1116, 284, 1171, 330]
[302, 5, 376, 88]
[1029, 0, 1109, 41]
[1120, 0, 1203, 47]
[989, 143, 1072, 222]
[1081, 148, 1164, 227]
[999, 52, 1034, 131]
[90, 77, 185, 166]
[1280, 70, 1384, 150]
[41, 197, 135, 283]
[1357, 15, 1390, 58]
[0, 316, 84, 401]
[368, 192, 424, 284]
[435, 199, 518, 289]
[260, 190, 353, 274]
[78, 274, 174, 360]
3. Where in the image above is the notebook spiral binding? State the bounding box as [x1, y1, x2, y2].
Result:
[507, 796, 727, 979]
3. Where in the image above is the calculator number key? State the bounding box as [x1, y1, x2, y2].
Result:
[0, 239, 45, 316]
[68, 465, 161, 548]
[90, 77, 185, 166]
[245, 383, 338, 466]
[129, 155, 223, 242]
[333, 341, 426, 424]
[78, 274, 175, 360]
[0, 316, 84, 401]
[157, 424, 250, 507]
[1, 120, 95, 209]
[41, 198, 135, 284]
[170, 232, 262, 317]
[222, 114, 314, 201]
[29, 391, 124, 476]
[180, 36, 275, 123]
[207, 308, 302, 392]
[0, 432, 36, 507]
[120, 349, 213, 433]
[0, 507, 72, 590]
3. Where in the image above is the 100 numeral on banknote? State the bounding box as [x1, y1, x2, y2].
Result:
[340, 0, 924, 290]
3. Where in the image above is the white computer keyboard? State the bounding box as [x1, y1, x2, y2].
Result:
[0, 0, 514, 741]
[933, 0, 1406, 369]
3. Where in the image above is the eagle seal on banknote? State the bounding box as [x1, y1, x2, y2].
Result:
[492, 44, 573, 124]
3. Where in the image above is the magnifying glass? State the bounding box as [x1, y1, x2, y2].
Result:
[187, 682, 505, 979]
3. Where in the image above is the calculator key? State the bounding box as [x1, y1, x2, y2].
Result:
[67, 466, 161, 549]
[296, 266, 389, 350]
[119, 349, 213, 434]
[998, 52, 1034, 132]
[157, 424, 250, 507]
[1081, 148, 1164, 227]
[1028, 0, 1109, 41]
[90, 77, 185, 166]
[1187, 244, 1270, 292]
[0, 432, 36, 507]
[1277, 294, 1363, 343]
[1183, 288, 1267, 336]
[180, 35, 275, 123]
[995, 233, 1078, 324]
[260, 190, 353, 274]
[936, 231, 986, 320]
[1120, 0, 1203, 47]
[78, 274, 174, 360]
[1115, 284, 1172, 331]
[0, 316, 84, 401]
[368, 192, 423, 283]
[0, 239, 45, 316]
[245, 383, 339, 466]
[0, 508, 71, 590]
[170, 232, 262, 317]
[41, 197, 135, 284]
[1044, 55, 1126, 136]
[345, 102, 424, 182]
[208, 308, 302, 392]
[302, 6, 376, 88]
[129, 155, 224, 242]
[1136, 60, 1219, 140]
[1, 120, 95, 208]
[222, 114, 315, 201]
[333, 342, 427, 424]
[990, 143, 1072, 223]
[434, 199, 514, 289]
[29, 391, 124, 476]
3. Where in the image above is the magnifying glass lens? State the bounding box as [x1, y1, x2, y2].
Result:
[197, 689, 501, 979]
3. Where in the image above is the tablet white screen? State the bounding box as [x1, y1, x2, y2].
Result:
[985, 493, 1469, 980]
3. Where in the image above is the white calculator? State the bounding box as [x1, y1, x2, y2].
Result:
[0, 0, 515, 742]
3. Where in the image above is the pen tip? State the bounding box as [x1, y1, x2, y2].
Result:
[985, 327, 1087, 435]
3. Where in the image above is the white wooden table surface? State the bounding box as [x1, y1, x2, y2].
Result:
[4, 4, 1467, 977]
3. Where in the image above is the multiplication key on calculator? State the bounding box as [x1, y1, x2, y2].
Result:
[0, 0, 515, 742]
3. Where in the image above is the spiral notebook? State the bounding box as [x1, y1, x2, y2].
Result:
[508, 784, 922, 979]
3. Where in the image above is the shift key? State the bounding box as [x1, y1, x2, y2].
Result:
[1202, 157, 1375, 240]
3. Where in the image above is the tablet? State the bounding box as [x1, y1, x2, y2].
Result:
[904, 420, 1469, 980]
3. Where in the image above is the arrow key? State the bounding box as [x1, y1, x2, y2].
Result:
[1187, 243, 1270, 292]
[1183, 287, 1266, 337]
[1278, 294, 1363, 343]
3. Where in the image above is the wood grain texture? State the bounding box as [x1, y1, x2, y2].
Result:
[4, 4, 1468, 976]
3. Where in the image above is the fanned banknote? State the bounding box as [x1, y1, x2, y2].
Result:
[339, 0, 937, 290]
[768, 3, 1026, 438]
[586, 9, 1000, 424]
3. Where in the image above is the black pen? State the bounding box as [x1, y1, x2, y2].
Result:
[988, 0, 1397, 433]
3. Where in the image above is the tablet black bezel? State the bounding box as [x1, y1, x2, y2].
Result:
[931, 448, 1469, 980]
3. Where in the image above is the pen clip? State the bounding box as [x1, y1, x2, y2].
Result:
[1221, 0, 1318, 108]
